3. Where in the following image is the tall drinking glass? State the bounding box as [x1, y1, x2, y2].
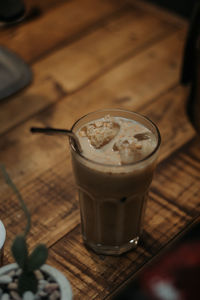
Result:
[70, 109, 161, 255]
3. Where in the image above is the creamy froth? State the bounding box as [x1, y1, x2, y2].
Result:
[77, 115, 157, 165]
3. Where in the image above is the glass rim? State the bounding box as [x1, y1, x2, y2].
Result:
[70, 109, 161, 168]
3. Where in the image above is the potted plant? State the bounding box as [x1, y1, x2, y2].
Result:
[0, 165, 72, 300]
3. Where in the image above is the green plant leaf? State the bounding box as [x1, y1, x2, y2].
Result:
[18, 271, 38, 295]
[27, 244, 48, 271]
[0, 164, 31, 236]
[11, 235, 28, 268]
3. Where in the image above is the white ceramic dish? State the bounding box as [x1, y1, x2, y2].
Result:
[0, 220, 6, 266]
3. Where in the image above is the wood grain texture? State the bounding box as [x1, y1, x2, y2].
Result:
[35, 8, 177, 92]
[1, 0, 199, 300]
[0, 5, 179, 135]
[0, 27, 186, 136]
[0, 48, 190, 191]
[0, 49, 194, 246]
[128, 0, 187, 27]
[138, 86, 195, 161]
[0, 0, 125, 63]
[3, 136, 199, 298]
[24, 0, 69, 13]
[47, 137, 200, 299]
[0, 77, 66, 135]
[0, 84, 195, 258]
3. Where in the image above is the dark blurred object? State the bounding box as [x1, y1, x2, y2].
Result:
[144, 0, 197, 18]
[0, 0, 32, 100]
[0, 0, 25, 23]
[181, 2, 200, 85]
[113, 285, 150, 300]
[114, 289, 149, 300]
[181, 1, 200, 134]
[112, 219, 200, 300]
[141, 223, 200, 300]
[0, 46, 32, 99]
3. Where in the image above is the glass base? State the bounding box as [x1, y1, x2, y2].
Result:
[83, 237, 139, 255]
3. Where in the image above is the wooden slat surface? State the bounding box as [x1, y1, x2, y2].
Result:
[1, 0, 200, 299]
[0, 0, 125, 63]
[0, 4, 181, 135]
[0, 28, 187, 136]
[47, 137, 200, 299]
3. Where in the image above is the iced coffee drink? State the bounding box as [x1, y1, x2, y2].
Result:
[70, 109, 161, 255]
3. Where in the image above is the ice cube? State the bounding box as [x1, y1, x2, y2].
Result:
[113, 137, 143, 164]
[80, 119, 120, 149]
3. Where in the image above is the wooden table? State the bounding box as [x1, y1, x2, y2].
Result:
[0, 0, 200, 298]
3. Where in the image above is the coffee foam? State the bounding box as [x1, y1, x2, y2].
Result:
[76, 115, 157, 167]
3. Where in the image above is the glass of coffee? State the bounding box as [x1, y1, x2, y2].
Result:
[70, 109, 161, 255]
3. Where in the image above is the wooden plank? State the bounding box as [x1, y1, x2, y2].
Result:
[127, 0, 188, 27]
[137, 86, 195, 161]
[35, 8, 177, 92]
[30, 30, 186, 129]
[0, 2, 196, 299]
[0, 0, 67, 30]
[47, 226, 152, 299]
[0, 0, 125, 63]
[0, 85, 195, 258]
[0, 89, 197, 298]
[0, 31, 194, 266]
[3, 135, 199, 298]
[0, 28, 186, 136]
[0, 31, 190, 184]
[24, 0, 68, 13]
[152, 138, 200, 215]
[1, 165, 80, 252]
[47, 137, 200, 299]
[0, 77, 67, 134]
[0, 6, 179, 135]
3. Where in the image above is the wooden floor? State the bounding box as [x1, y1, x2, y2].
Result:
[0, 0, 200, 299]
